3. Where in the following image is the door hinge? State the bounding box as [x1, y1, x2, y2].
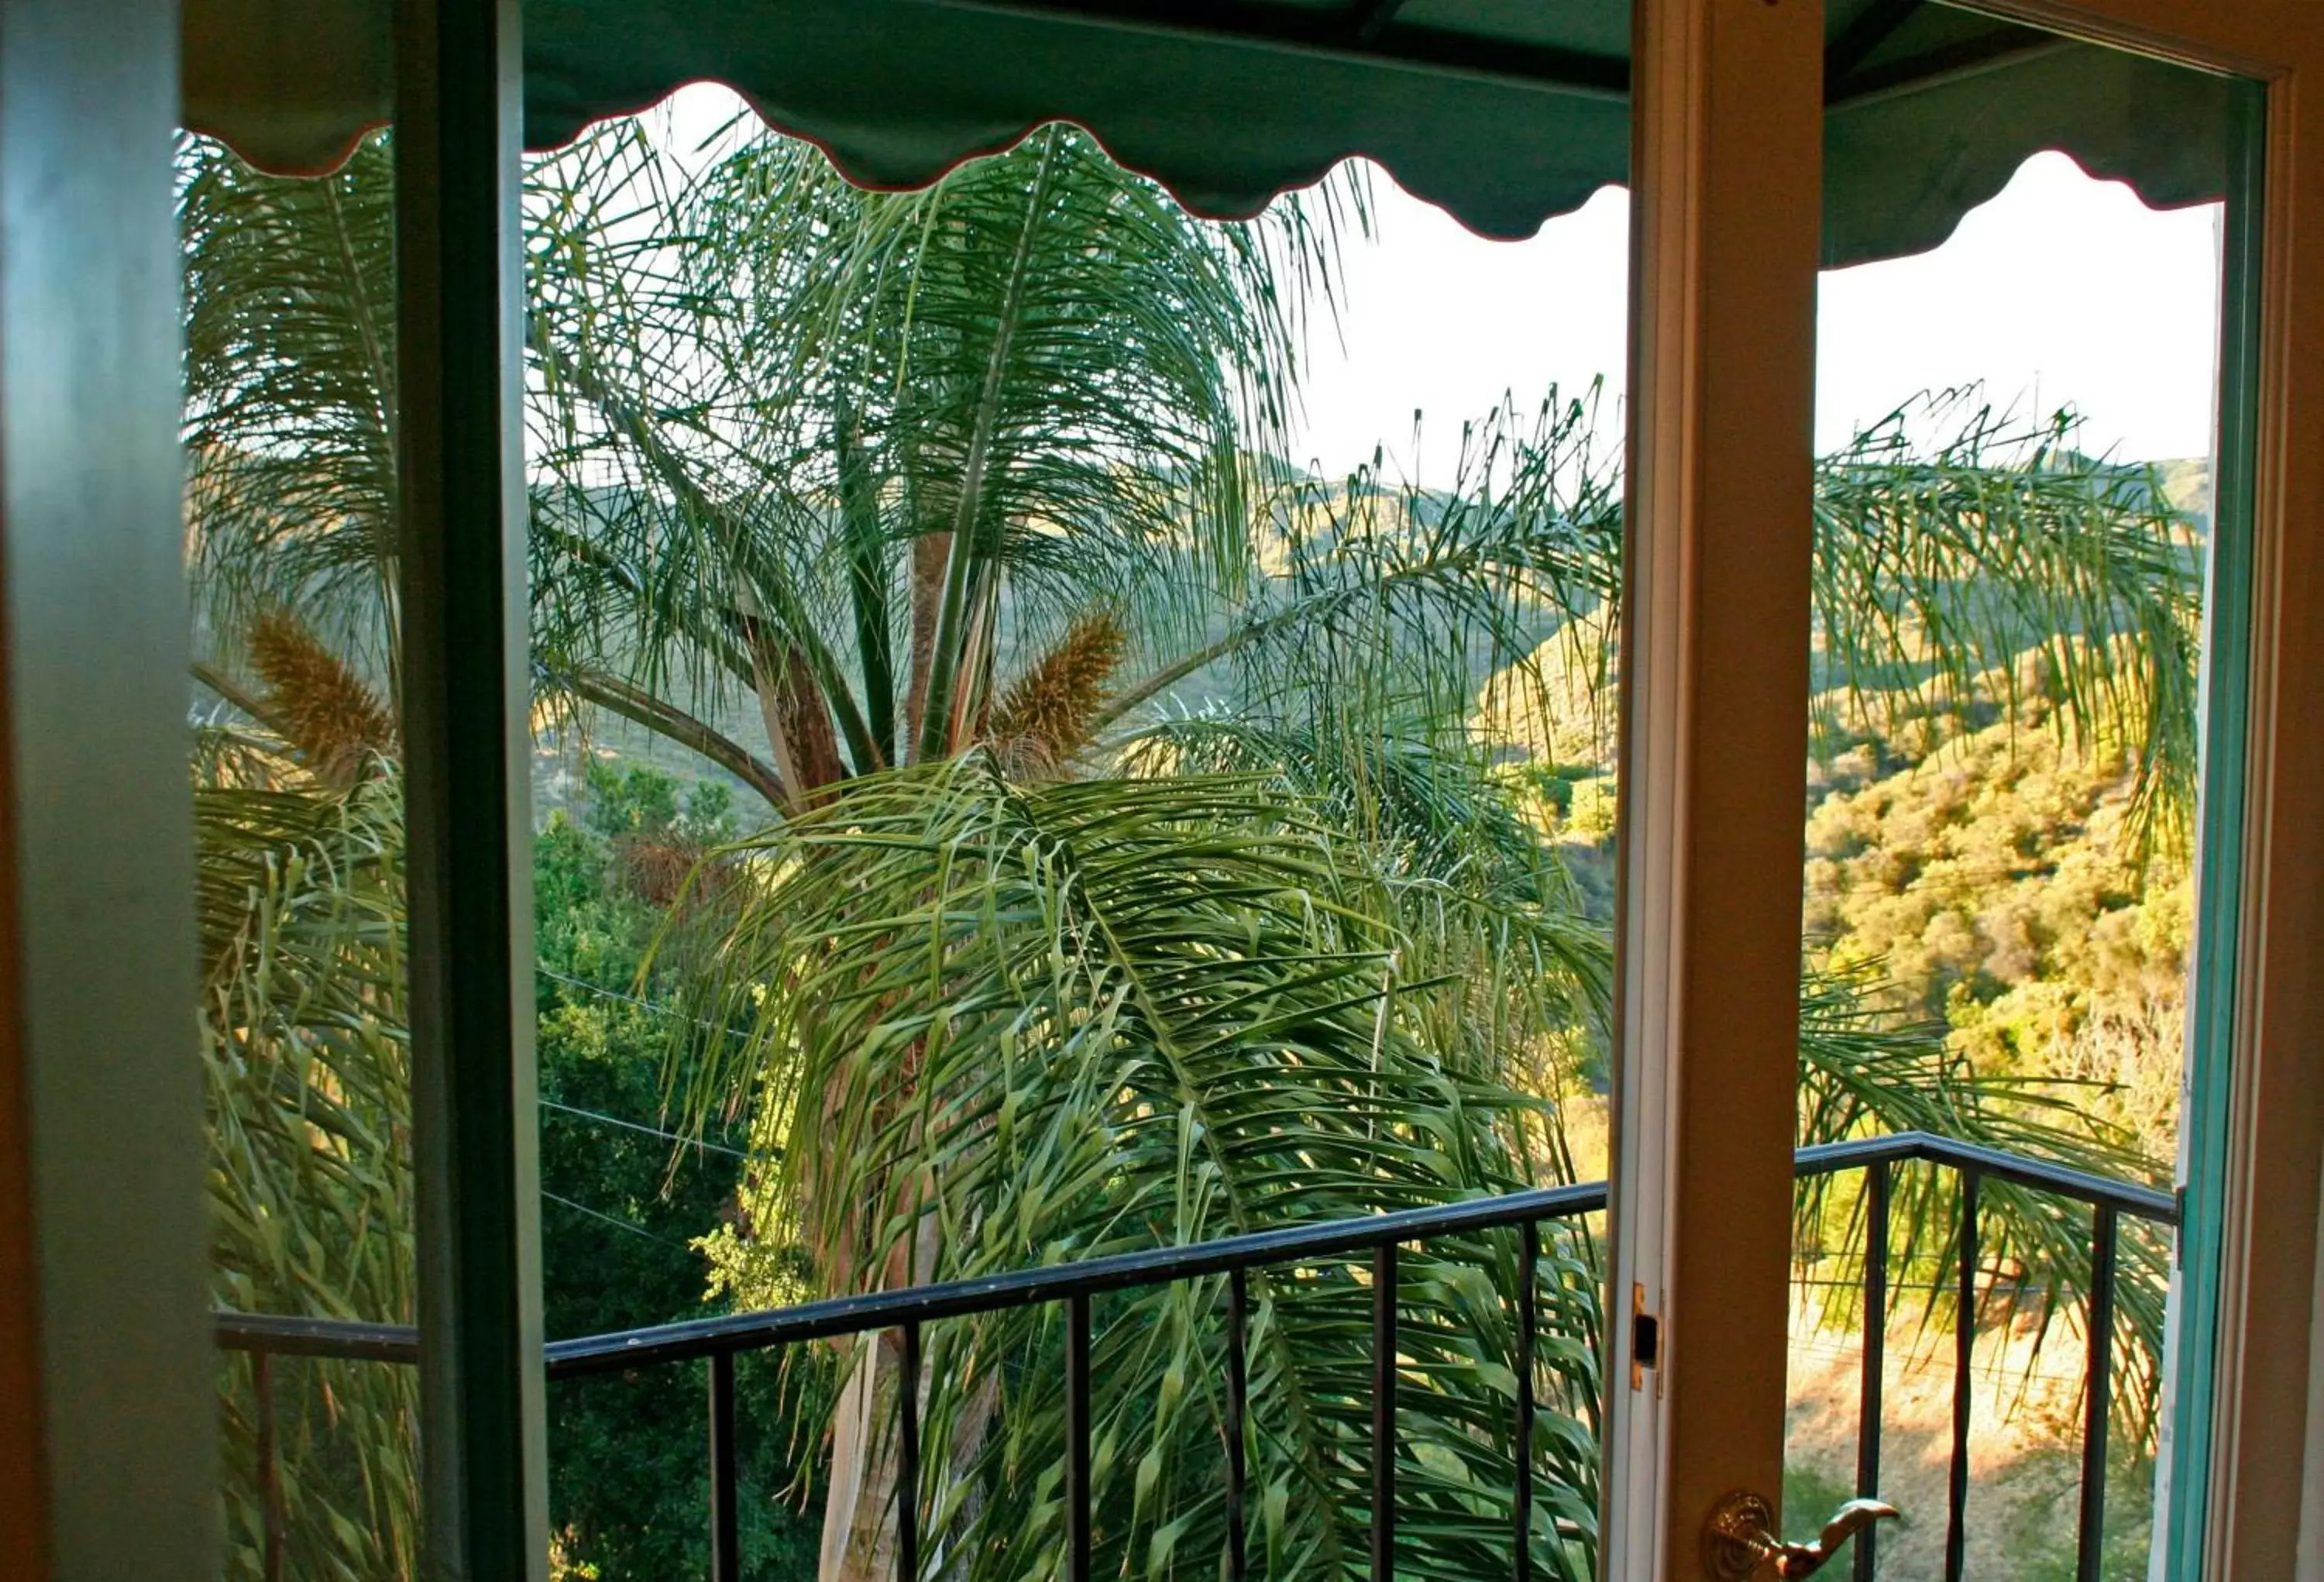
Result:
[1630, 1282, 1662, 1390]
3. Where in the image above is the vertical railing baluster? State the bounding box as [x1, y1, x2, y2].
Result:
[1945, 1170, 1980, 1582]
[1855, 1160, 1890, 1582]
[2076, 1205, 2118, 1582]
[1373, 1243, 1397, 1582]
[901, 1322, 922, 1582]
[1067, 1293, 1092, 1582]
[1515, 1221, 1538, 1582]
[710, 1350, 740, 1582]
[253, 1348, 284, 1582]
[1228, 1269, 1248, 1582]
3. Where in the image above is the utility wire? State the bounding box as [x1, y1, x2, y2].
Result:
[533, 970, 762, 1255]
[542, 1190, 700, 1255]
[536, 964, 745, 1041]
[541, 1096, 747, 1160]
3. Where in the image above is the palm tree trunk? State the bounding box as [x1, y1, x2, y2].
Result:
[737, 579, 847, 805]
[819, 1333, 905, 1582]
[904, 531, 950, 762]
[820, 1328, 999, 1582]
[817, 1212, 940, 1582]
[764, 644, 847, 803]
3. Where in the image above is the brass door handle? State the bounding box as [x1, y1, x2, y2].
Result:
[1701, 1491, 1899, 1580]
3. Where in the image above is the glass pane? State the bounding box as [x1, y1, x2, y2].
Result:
[1793, 16, 2242, 1576]
[517, 91, 1630, 1580]
[180, 131, 420, 1578]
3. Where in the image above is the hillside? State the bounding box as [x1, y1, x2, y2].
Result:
[1802, 700, 2188, 1164]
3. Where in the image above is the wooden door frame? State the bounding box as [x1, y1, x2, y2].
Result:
[1604, 0, 1827, 1577]
[1607, 0, 2323, 1576]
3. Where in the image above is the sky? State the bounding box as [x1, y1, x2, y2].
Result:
[653, 85, 2226, 484]
[1291, 153, 2224, 483]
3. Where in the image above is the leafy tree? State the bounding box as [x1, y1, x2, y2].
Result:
[535, 768, 829, 1581]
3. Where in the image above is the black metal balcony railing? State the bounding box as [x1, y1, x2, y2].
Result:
[215, 1131, 2176, 1582]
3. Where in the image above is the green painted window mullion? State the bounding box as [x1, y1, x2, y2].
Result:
[395, 0, 549, 1576]
[2159, 71, 2266, 1582]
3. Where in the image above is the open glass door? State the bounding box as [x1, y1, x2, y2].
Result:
[190, 4, 548, 1576]
[191, 9, 1649, 1579]
[1607, 4, 2266, 1579]
[1791, 76, 2261, 1582]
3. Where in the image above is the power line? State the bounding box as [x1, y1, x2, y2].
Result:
[536, 963, 746, 1041]
[541, 1096, 747, 1159]
[542, 1190, 700, 1256]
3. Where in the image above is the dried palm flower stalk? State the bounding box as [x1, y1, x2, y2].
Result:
[246, 608, 397, 788]
[983, 612, 1127, 779]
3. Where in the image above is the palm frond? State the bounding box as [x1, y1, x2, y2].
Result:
[1790, 965, 2169, 1442]
[1092, 392, 2199, 869]
[1811, 394, 2201, 849]
[1096, 390, 1621, 758]
[198, 776, 417, 1582]
[670, 761, 1598, 1580]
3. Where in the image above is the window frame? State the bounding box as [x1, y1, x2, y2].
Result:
[4, 1, 2319, 1578]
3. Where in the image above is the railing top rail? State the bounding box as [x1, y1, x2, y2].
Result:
[1834, 1131, 2178, 1222]
[215, 1312, 421, 1365]
[211, 1130, 2174, 1375]
[549, 1176, 1608, 1375]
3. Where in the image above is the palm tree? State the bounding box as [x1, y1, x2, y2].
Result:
[521, 115, 1359, 810]
[684, 763, 1606, 1580]
[180, 108, 2194, 1581]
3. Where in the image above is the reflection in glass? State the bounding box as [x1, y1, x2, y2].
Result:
[183, 132, 419, 1578]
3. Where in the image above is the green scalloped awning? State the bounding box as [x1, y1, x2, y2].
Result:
[180, 0, 2240, 265]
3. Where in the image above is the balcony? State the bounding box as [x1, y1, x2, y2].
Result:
[218, 1132, 2170, 1582]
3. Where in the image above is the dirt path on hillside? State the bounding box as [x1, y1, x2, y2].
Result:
[1783, 1291, 2150, 1580]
